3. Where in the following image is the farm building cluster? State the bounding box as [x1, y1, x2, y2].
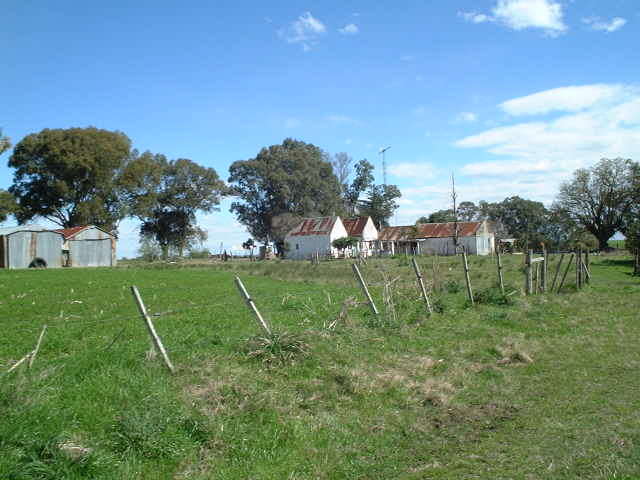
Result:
[284, 216, 495, 260]
[0, 225, 116, 269]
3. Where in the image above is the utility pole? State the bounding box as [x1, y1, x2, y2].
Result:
[451, 172, 459, 251]
[379, 146, 390, 186]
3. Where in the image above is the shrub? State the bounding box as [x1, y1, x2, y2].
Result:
[244, 331, 309, 365]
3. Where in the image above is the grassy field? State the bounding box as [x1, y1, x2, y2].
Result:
[1, 254, 639, 479]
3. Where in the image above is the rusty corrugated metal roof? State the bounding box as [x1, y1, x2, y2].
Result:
[287, 216, 339, 236]
[342, 217, 369, 237]
[55, 226, 91, 240]
[379, 221, 483, 241]
[416, 221, 482, 238]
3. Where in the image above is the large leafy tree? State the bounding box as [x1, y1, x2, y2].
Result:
[343, 159, 375, 216]
[480, 196, 549, 247]
[0, 129, 10, 155]
[122, 152, 226, 258]
[358, 184, 402, 230]
[556, 158, 638, 250]
[228, 138, 342, 252]
[8, 127, 131, 230]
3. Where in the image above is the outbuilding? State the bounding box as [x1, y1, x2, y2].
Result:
[284, 216, 349, 260]
[55, 225, 117, 267]
[342, 216, 378, 257]
[0, 225, 64, 269]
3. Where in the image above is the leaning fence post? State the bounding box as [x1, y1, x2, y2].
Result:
[462, 250, 474, 305]
[28, 325, 47, 369]
[352, 264, 379, 315]
[557, 253, 574, 294]
[585, 250, 590, 284]
[525, 249, 533, 295]
[131, 286, 175, 373]
[581, 258, 591, 283]
[234, 276, 272, 335]
[411, 258, 433, 315]
[496, 250, 505, 295]
[542, 248, 548, 293]
[551, 253, 565, 292]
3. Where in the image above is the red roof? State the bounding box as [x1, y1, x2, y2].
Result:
[55, 225, 90, 239]
[287, 216, 339, 236]
[342, 217, 369, 237]
[416, 222, 482, 238]
[379, 221, 483, 242]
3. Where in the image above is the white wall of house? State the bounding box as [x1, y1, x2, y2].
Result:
[353, 217, 378, 257]
[284, 219, 349, 260]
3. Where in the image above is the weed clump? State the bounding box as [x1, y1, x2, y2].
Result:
[244, 331, 309, 365]
[445, 280, 462, 294]
[474, 286, 514, 306]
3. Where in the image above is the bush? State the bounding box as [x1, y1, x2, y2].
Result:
[473, 286, 514, 306]
[244, 331, 309, 365]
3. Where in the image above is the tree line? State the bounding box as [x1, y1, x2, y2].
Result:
[0, 127, 401, 257]
[419, 158, 640, 252]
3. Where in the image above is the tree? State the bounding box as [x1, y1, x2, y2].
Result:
[332, 152, 353, 197]
[0, 129, 10, 155]
[556, 158, 638, 250]
[242, 238, 256, 259]
[625, 221, 640, 275]
[0, 190, 17, 223]
[332, 236, 358, 255]
[425, 209, 456, 223]
[358, 184, 401, 230]
[481, 196, 548, 247]
[457, 201, 478, 221]
[123, 152, 225, 258]
[228, 138, 342, 253]
[343, 159, 375, 216]
[8, 127, 131, 230]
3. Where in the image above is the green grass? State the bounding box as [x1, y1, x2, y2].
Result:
[1, 254, 639, 479]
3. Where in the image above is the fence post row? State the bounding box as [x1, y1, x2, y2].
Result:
[411, 258, 433, 315]
[234, 276, 272, 335]
[131, 286, 175, 373]
[462, 250, 474, 305]
[352, 263, 379, 315]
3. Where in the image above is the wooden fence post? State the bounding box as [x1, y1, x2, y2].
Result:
[131, 286, 175, 373]
[352, 264, 379, 315]
[496, 250, 505, 295]
[411, 258, 433, 315]
[557, 253, 574, 294]
[525, 249, 533, 295]
[581, 258, 591, 283]
[551, 253, 565, 292]
[462, 250, 474, 305]
[234, 276, 272, 335]
[542, 248, 548, 293]
[585, 250, 590, 283]
[28, 325, 47, 369]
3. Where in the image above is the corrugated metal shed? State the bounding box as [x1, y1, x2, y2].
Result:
[56, 225, 117, 267]
[416, 222, 482, 238]
[287, 217, 339, 236]
[377, 226, 418, 242]
[0, 225, 64, 269]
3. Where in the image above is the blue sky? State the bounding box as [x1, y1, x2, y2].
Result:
[2, 1, 639, 257]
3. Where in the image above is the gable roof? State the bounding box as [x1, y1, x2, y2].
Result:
[378, 221, 485, 242]
[54, 225, 116, 240]
[0, 224, 46, 235]
[287, 216, 340, 237]
[342, 217, 370, 237]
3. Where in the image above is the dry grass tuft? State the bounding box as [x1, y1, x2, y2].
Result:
[413, 378, 455, 407]
[496, 336, 536, 366]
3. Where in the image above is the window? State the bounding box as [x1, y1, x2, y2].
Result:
[296, 243, 299, 250]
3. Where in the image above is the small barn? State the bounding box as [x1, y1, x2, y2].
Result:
[342, 216, 378, 257]
[415, 221, 495, 256]
[55, 225, 117, 267]
[284, 216, 348, 260]
[378, 220, 495, 256]
[0, 225, 64, 269]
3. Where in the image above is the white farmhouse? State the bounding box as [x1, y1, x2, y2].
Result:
[284, 216, 348, 260]
[342, 216, 378, 257]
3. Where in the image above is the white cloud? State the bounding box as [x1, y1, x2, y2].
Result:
[452, 112, 478, 124]
[339, 23, 359, 35]
[461, 0, 566, 36]
[389, 162, 439, 181]
[454, 84, 640, 186]
[279, 12, 326, 50]
[583, 16, 627, 33]
[499, 84, 625, 116]
[284, 117, 301, 128]
[327, 114, 362, 125]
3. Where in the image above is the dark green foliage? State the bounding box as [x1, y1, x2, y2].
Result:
[8, 127, 131, 230]
[556, 158, 639, 250]
[332, 236, 359, 252]
[0, 128, 10, 155]
[122, 152, 225, 258]
[445, 279, 463, 294]
[473, 286, 514, 306]
[0, 189, 17, 223]
[344, 159, 375, 215]
[358, 184, 401, 229]
[228, 138, 342, 250]
[423, 209, 456, 223]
